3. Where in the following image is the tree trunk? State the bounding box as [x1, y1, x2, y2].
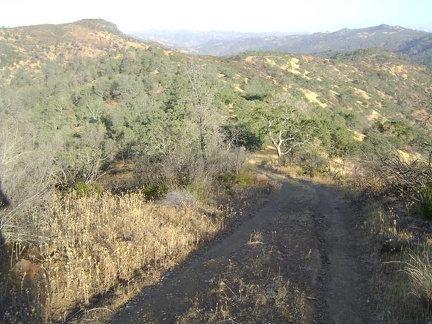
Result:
[0, 181, 10, 209]
[199, 125, 208, 169]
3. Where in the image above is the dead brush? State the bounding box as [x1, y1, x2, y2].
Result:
[26, 190, 225, 322]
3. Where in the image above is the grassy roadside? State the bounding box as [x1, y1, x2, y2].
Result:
[2, 190, 226, 322]
[363, 201, 432, 322]
[346, 153, 432, 323]
[0, 163, 279, 323]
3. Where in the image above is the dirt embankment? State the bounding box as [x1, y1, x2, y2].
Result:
[111, 173, 375, 323]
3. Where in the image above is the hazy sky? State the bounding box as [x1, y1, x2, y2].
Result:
[1, 0, 431, 34]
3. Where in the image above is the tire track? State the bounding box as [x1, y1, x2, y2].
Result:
[110, 177, 374, 323]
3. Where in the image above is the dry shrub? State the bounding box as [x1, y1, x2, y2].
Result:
[4, 191, 225, 322]
[348, 164, 384, 194]
[372, 247, 432, 323]
[358, 149, 432, 217]
[0, 104, 56, 245]
[405, 247, 432, 307]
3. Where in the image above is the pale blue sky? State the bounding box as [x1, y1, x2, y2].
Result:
[1, 0, 431, 33]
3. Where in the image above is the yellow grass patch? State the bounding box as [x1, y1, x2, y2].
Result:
[329, 157, 355, 175]
[397, 150, 423, 163]
[46, 45, 57, 60]
[228, 103, 237, 118]
[352, 87, 371, 100]
[280, 57, 303, 75]
[332, 66, 341, 74]
[367, 109, 383, 121]
[300, 88, 327, 108]
[265, 57, 276, 66]
[245, 56, 255, 63]
[233, 84, 245, 92]
[376, 89, 392, 100]
[281, 65, 301, 75]
[390, 64, 407, 75]
[351, 130, 366, 141]
[290, 57, 300, 70]
[301, 55, 314, 62]
[249, 146, 278, 165]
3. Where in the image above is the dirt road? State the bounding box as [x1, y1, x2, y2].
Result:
[111, 174, 374, 323]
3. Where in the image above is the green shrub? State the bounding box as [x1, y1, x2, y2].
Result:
[142, 183, 167, 200]
[419, 186, 432, 219]
[222, 123, 264, 152]
[235, 163, 255, 186]
[235, 171, 255, 186]
[74, 182, 104, 197]
[217, 172, 235, 184]
[187, 179, 213, 203]
[297, 166, 313, 177]
[75, 182, 92, 197]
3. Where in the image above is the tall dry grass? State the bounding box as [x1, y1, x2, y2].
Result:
[405, 247, 432, 306]
[3, 190, 226, 322]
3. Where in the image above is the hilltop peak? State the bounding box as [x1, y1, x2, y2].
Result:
[374, 24, 406, 31]
[73, 19, 122, 34]
[0, 18, 149, 72]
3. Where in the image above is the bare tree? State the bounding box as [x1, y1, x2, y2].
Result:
[257, 92, 310, 161]
[0, 104, 54, 243]
[183, 61, 222, 169]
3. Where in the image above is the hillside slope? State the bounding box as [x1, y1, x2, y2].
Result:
[0, 19, 432, 323]
[228, 49, 431, 130]
[1, 20, 431, 161]
[0, 19, 149, 73]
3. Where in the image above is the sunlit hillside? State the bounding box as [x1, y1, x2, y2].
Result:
[0, 19, 148, 75]
[0, 19, 431, 323]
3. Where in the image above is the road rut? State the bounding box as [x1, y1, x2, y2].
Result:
[111, 175, 374, 323]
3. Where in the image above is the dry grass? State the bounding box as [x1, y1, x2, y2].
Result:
[178, 267, 306, 323]
[178, 240, 308, 323]
[372, 249, 432, 323]
[405, 247, 432, 306]
[365, 201, 432, 322]
[2, 191, 226, 322]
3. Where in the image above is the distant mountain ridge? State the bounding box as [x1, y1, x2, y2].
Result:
[135, 25, 432, 67]
[133, 30, 278, 53]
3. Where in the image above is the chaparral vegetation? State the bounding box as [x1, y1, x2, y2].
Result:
[0, 19, 431, 323]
